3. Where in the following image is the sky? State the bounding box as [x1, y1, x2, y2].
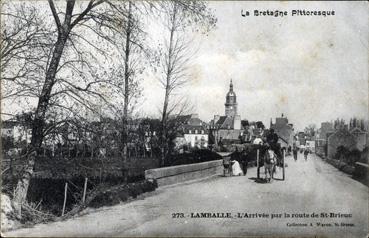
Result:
[2, 1, 368, 132]
[139, 1, 368, 131]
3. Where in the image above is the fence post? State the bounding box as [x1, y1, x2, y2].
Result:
[82, 177, 88, 203]
[282, 149, 285, 180]
[257, 149, 260, 179]
[62, 182, 68, 216]
[10, 154, 14, 189]
[99, 168, 102, 184]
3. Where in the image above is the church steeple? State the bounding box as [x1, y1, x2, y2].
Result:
[225, 79, 237, 117]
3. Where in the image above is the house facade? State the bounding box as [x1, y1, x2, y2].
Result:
[270, 114, 294, 148]
[315, 121, 334, 156]
[174, 114, 209, 149]
[316, 122, 368, 157]
[317, 122, 334, 141]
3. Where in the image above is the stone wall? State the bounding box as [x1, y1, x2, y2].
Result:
[145, 160, 223, 186]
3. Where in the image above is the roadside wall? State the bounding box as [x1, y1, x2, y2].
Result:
[145, 160, 223, 186]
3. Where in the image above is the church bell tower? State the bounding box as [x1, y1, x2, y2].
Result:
[225, 79, 238, 117]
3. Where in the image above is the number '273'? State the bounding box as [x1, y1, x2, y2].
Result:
[172, 213, 185, 218]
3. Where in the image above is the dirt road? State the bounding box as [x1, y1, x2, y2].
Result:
[4, 154, 368, 237]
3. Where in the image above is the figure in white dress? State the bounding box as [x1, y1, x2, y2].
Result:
[252, 137, 263, 145]
[231, 160, 244, 176]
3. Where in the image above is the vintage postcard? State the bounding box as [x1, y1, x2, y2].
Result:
[1, 0, 368, 237]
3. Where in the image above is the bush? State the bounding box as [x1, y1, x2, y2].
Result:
[334, 146, 350, 160]
[164, 149, 222, 166]
[334, 146, 364, 166]
[89, 180, 157, 208]
[24, 175, 157, 216]
[359, 147, 368, 164]
[340, 165, 355, 174]
[347, 149, 361, 166]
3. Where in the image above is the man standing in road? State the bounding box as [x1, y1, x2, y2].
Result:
[266, 129, 282, 165]
[293, 145, 298, 161]
[240, 149, 248, 176]
[304, 149, 309, 161]
[266, 129, 279, 147]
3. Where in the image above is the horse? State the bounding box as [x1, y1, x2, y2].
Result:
[264, 149, 277, 182]
[227, 144, 281, 181]
[222, 156, 233, 176]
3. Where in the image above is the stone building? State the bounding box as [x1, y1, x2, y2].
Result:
[209, 80, 242, 145]
[270, 114, 294, 148]
[174, 114, 209, 150]
[297, 132, 307, 146]
[317, 122, 334, 141]
[315, 122, 335, 156]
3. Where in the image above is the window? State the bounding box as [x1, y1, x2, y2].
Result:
[201, 130, 204, 134]
[189, 130, 192, 134]
[195, 129, 198, 134]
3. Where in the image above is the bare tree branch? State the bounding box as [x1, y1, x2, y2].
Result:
[48, 0, 62, 32]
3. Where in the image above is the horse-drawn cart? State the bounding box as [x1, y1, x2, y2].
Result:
[256, 146, 286, 182]
[218, 144, 286, 181]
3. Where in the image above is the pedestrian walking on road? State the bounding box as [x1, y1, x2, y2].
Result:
[293, 146, 298, 161]
[304, 149, 309, 161]
[239, 149, 248, 176]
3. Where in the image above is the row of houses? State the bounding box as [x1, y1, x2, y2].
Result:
[2, 80, 298, 155]
[315, 121, 368, 159]
[175, 81, 295, 150]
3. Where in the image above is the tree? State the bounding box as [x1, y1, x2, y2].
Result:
[304, 124, 317, 137]
[360, 119, 365, 131]
[3, 0, 135, 216]
[1, 3, 53, 102]
[354, 118, 356, 129]
[156, 0, 216, 165]
[113, 0, 150, 181]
